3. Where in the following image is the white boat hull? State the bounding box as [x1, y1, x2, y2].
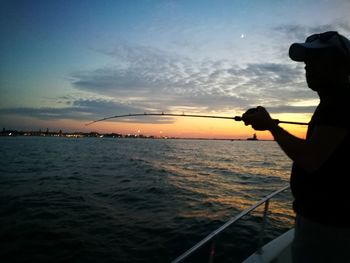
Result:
[243, 228, 294, 263]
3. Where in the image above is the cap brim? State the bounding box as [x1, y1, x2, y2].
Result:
[289, 43, 306, 62]
[289, 41, 333, 62]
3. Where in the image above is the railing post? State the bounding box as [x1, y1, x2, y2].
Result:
[258, 199, 270, 254]
[208, 238, 217, 263]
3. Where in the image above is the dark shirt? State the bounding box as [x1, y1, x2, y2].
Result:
[290, 96, 350, 227]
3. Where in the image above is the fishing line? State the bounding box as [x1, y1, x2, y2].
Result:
[85, 112, 309, 126]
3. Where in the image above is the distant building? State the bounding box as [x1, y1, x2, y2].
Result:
[247, 133, 258, 141]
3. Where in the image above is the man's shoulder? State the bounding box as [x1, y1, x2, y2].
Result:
[313, 102, 349, 128]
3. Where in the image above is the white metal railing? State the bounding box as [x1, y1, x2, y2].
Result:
[171, 184, 291, 263]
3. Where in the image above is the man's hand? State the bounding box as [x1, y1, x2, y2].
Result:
[242, 106, 275, 131]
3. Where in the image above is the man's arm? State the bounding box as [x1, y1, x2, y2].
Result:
[242, 106, 347, 173]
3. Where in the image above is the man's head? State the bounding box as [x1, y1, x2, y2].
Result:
[289, 31, 350, 62]
[289, 31, 350, 92]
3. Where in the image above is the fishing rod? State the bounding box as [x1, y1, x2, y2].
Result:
[85, 112, 308, 126]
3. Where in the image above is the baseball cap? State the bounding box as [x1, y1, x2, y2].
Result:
[289, 31, 350, 62]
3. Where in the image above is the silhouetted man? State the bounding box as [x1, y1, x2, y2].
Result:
[242, 31, 350, 263]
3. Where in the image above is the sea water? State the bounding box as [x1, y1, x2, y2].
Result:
[0, 137, 294, 262]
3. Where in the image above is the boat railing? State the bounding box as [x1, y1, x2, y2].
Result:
[171, 184, 291, 263]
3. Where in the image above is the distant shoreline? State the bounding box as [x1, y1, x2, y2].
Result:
[0, 129, 274, 141]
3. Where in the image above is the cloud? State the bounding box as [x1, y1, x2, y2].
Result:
[70, 43, 316, 116]
[267, 105, 316, 114]
[0, 98, 177, 124]
[0, 106, 85, 120]
[273, 21, 350, 42]
[1, 41, 318, 124]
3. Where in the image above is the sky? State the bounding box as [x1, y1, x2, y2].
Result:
[1, 0, 350, 139]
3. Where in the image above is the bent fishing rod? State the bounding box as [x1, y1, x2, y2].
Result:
[85, 112, 308, 126]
